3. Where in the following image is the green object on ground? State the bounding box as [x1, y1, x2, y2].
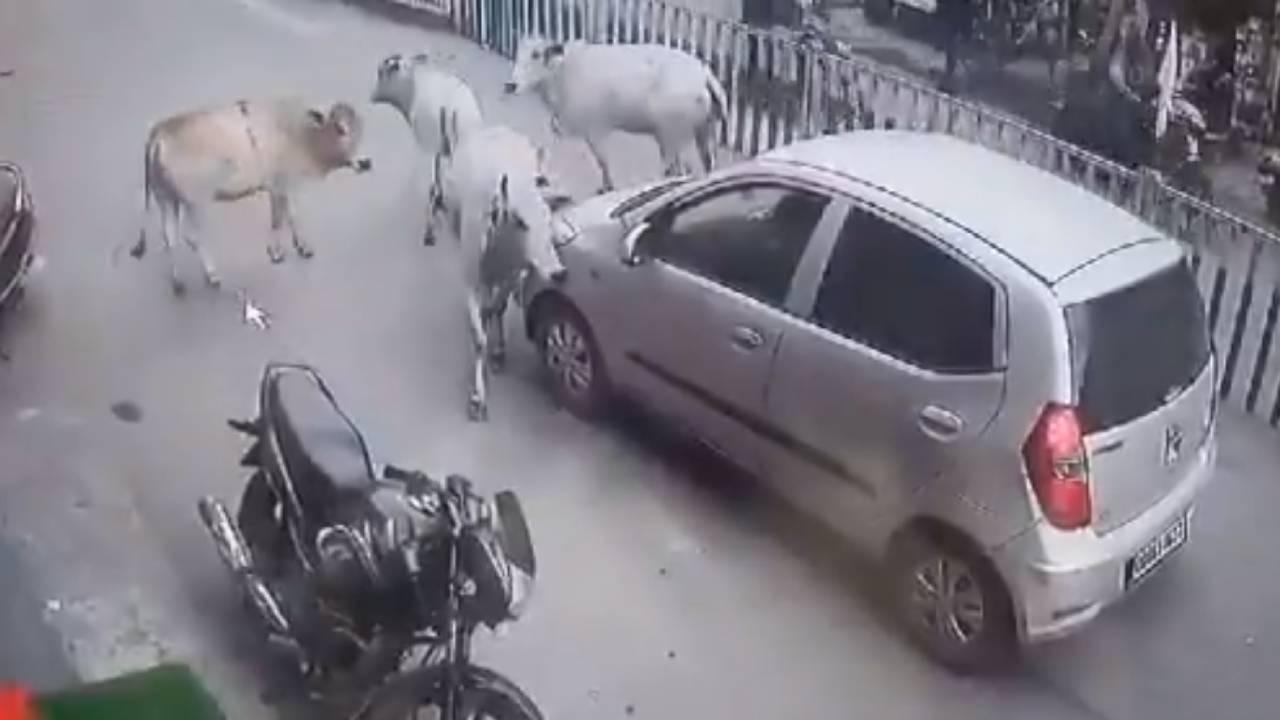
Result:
[35, 663, 227, 720]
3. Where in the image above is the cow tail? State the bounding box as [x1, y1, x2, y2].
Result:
[706, 73, 729, 139]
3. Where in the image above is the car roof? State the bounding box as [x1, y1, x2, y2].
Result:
[757, 131, 1162, 282]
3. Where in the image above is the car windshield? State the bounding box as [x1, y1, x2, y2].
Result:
[609, 177, 690, 219]
[1067, 261, 1211, 433]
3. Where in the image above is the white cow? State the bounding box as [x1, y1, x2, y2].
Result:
[505, 36, 728, 192]
[433, 122, 568, 422]
[371, 52, 486, 245]
[132, 99, 371, 294]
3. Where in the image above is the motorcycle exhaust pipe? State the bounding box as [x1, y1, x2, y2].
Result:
[197, 497, 294, 640]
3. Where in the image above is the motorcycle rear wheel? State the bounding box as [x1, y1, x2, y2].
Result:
[352, 664, 542, 720]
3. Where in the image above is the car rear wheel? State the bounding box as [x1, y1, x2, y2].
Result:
[536, 301, 610, 420]
[889, 528, 1015, 674]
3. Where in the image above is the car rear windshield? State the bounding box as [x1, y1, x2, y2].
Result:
[1066, 261, 1210, 433]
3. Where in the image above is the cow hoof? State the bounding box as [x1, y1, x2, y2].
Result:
[467, 399, 489, 423]
[423, 230, 437, 247]
[535, 175, 550, 188]
[294, 242, 314, 259]
[171, 279, 187, 297]
[205, 273, 222, 289]
[597, 184, 613, 194]
[129, 237, 147, 259]
[488, 351, 507, 374]
[268, 246, 286, 264]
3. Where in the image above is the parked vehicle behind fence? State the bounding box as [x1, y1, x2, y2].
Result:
[520, 130, 1217, 672]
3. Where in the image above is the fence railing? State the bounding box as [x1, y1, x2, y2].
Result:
[387, 0, 1280, 429]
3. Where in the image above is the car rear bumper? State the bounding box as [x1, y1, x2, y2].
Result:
[992, 432, 1217, 644]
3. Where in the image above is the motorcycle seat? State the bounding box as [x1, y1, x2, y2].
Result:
[267, 370, 375, 516]
[0, 165, 18, 235]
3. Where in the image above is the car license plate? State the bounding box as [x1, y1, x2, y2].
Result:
[1125, 513, 1188, 589]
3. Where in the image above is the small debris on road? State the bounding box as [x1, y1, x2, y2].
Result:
[110, 401, 143, 423]
[0, 69, 14, 78]
[625, 703, 635, 715]
[658, 566, 667, 577]
[1245, 635, 1256, 647]
[667, 650, 676, 659]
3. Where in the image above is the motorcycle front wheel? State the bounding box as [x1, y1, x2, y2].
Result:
[351, 664, 543, 720]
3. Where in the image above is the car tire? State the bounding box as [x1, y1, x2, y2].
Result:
[535, 300, 610, 420]
[889, 527, 1016, 674]
[864, 0, 894, 25]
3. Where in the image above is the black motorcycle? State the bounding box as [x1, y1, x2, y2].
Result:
[1, 161, 38, 317]
[197, 362, 543, 720]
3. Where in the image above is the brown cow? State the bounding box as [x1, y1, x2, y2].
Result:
[131, 99, 371, 294]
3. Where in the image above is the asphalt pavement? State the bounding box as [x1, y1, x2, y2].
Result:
[0, 1, 1278, 718]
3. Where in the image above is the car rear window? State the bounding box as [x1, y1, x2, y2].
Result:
[1066, 261, 1210, 433]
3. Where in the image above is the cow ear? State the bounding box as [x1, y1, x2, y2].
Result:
[412, 52, 429, 64]
[307, 108, 326, 126]
[498, 174, 510, 205]
[545, 43, 564, 62]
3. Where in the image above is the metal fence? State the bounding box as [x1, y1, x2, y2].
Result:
[389, 0, 1280, 429]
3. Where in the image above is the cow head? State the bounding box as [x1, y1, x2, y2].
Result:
[308, 103, 371, 174]
[489, 173, 566, 285]
[371, 53, 417, 118]
[505, 36, 564, 95]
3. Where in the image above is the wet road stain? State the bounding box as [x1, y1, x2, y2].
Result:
[110, 401, 143, 423]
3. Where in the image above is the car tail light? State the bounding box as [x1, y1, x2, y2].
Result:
[1023, 403, 1092, 530]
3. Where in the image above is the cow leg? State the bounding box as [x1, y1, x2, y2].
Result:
[466, 290, 490, 422]
[695, 123, 716, 175]
[179, 206, 220, 288]
[266, 191, 289, 264]
[486, 290, 510, 374]
[279, 192, 312, 259]
[657, 135, 685, 178]
[424, 153, 445, 247]
[583, 135, 615, 193]
[159, 198, 185, 296]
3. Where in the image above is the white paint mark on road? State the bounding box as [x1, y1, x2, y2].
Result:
[16, 407, 41, 422]
[235, 0, 328, 37]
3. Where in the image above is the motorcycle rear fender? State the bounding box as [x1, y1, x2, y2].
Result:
[349, 664, 544, 720]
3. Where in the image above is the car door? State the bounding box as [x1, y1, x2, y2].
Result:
[614, 179, 838, 474]
[763, 202, 1007, 548]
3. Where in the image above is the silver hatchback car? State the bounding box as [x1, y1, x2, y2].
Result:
[521, 131, 1217, 672]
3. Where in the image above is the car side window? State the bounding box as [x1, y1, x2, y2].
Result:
[647, 183, 830, 307]
[812, 206, 997, 373]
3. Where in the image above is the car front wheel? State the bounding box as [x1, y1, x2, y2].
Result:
[889, 529, 1016, 674]
[536, 301, 610, 420]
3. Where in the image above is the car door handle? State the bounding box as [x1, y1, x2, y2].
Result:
[918, 404, 964, 441]
[730, 325, 765, 351]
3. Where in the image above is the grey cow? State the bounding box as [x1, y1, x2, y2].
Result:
[131, 99, 371, 294]
[433, 122, 568, 422]
[505, 36, 727, 192]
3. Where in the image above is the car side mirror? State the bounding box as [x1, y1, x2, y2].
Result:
[621, 221, 651, 266]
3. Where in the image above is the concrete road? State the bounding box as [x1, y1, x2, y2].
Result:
[0, 1, 1277, 718]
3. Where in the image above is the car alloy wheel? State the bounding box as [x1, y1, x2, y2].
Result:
[891, 530, 1014, 674]
[545, 318, 593, 400]
[907, 555, 986, 648]
[537, 302, 609, 419]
